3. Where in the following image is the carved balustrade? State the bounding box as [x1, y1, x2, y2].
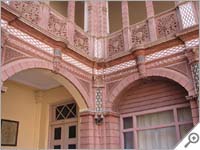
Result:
[155, 9, 179, 39]
[130, 20, 150, 48]
[3, 1, 199, 59]
[107, 30, 124, 57]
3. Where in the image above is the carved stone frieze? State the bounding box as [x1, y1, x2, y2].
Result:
[74, 30, 89, 55]
[131, 23, 150, 47]
[156, 11, 178, 38]
[48, 13, 68, 39]
[108, 32, 124, 57]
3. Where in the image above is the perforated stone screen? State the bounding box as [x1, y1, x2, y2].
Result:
[179, 2, 196, 29]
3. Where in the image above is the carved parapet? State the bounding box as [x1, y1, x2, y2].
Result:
[155, 10, 179, 38]
[74, 30, 89, 55]
[48, 12, 68, 39]
[10, 1, 41, 25]
[108, 31, 124, 57]
[130, 21, 150, 48]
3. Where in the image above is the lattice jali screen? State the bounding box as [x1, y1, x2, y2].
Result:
[96, 88, 103, 112]
[185, 38, 199, 48]
[146, 45, 185, 62]
[191, 63, 199, 93]
[179, 2, 196, 29]
[1, 19, 53, 54]
[62, 54, 92, 74]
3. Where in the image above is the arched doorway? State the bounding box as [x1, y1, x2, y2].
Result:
[114, 77, 193, 150]
[1, 59, 89, 149]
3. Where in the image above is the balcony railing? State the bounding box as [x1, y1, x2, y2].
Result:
[2, 1, 199, 60]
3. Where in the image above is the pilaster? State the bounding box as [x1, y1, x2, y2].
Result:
[67, 1, 75, 45]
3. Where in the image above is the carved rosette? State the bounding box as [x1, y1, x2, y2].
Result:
[74, 30, 89, 55]
[48, 13, 68, 39]
[108, 32, 124, 57]
[131, 23, 150, 47]
[156, 11, 178, 38]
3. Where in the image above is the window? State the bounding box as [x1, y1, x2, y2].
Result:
[69, 125, 76, 138]
[54, 127, 61, 140]
[55, 103, 77, 121]
[122, 105, 193, 149]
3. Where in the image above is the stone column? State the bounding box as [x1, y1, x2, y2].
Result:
[121, 1, 131, 51]
[79, 112, 95, 149]
[186, 95, 199, 125]
[145, 1, 157, 41]
[67, 1, 75, 45]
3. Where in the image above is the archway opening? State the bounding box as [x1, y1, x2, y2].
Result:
[1, 68, 88, 149]
[113, 77, 193, 149]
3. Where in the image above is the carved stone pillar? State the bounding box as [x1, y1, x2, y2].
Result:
[67, 1, 75, 45]
[145, 1, 157, 41]
[185, 47, 199, 94]
[186, 95, 199, 125]
[86, 1, 108, 58]
[121, 1, 131, 51]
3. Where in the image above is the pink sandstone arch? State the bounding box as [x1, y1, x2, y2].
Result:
[110, 67, 195, 105]
[1, 58, 89, 109]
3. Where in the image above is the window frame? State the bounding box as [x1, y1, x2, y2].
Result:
[120, 103, 193, 150]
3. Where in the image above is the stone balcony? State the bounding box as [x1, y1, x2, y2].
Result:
[1, 1, 199, 72]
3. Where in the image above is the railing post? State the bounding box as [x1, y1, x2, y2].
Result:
[38, 2, 50, 30]
[67, 1, 75, 45]
[145, 1, 157, 42]
[121, 1, 131, 51]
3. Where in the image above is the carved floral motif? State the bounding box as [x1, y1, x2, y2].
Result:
[131, 23, 150, 47]
[156, 12, 178, 38]
[108, 32, 124, 56]
[48, 13, 68, 39]
[74, 30, 89, 55]
[10, 1, 40, 24]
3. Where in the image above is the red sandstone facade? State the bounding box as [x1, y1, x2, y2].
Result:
[1, 1, 199, 149]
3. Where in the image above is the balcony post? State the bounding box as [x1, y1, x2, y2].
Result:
[67, 1, 75, 45]
[145, 1, 157, 42]
[121, 1, 131, 51]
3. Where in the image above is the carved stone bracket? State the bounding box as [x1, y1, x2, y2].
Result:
[135, 51, 146, 78]
[185, 47, 199, 64]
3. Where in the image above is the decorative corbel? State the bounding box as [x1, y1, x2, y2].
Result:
[135, 50, 146, 78]
[53, 48, 62, 73]
[185, 47, 199, 64]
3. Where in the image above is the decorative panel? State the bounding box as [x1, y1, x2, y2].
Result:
[48, 13, 68, 39]
[74, 30, 89, 55]
[3, 47, 27, 64]
[156, 11, 179, 38]
[130, 22, 150, 47]
[191, 63, 199, 93]
[96, 88, 103, 112]
[108, 32, 124, 57]
[179, 2, 196, 29]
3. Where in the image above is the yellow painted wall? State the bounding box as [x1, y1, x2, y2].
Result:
[2, 81, 39, 148]
[2, 80, 74, 148]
